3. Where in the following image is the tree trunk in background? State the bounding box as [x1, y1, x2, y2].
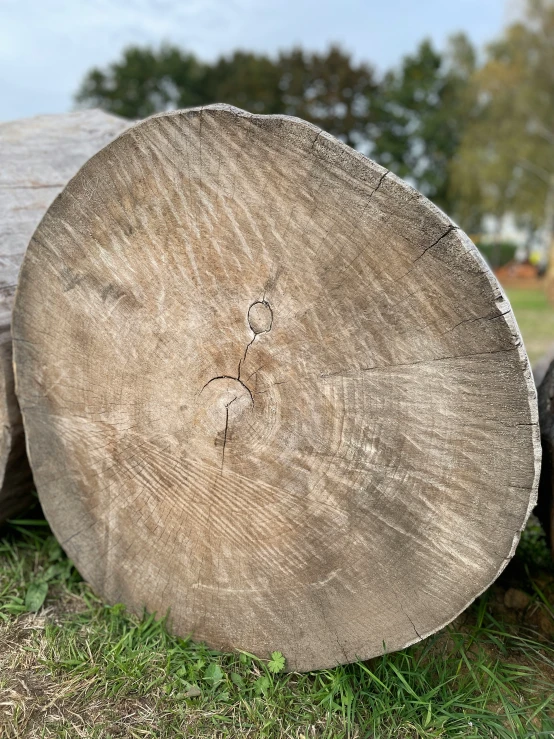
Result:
[0, 110, 129, 522]
[12, 105, 540, 670]
[537, 362, 554, 559]
[542, 176, 554, 305]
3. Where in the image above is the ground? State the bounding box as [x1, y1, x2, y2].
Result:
[505, 285, 554, 366]
[1, 284, 553, 739]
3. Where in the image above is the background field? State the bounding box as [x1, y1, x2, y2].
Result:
[1, 284, 553, 739]
[506, 286, 554, 367]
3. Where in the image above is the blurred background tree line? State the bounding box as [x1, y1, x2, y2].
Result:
[76, 0, 554, 272]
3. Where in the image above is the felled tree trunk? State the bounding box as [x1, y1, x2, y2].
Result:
[0, 110, 129, 522]
[12, 105, 540, 670]
[537, 362, 554, 558]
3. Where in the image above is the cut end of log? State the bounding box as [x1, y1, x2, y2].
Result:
[12, 105, 540, 670]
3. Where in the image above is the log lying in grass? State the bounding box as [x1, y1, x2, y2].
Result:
[0, 110, 129, 522]
[12, 105, 540, 670]
[537, 362, 554, 558]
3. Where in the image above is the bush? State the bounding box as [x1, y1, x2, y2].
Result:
[476, 241, 518, 269]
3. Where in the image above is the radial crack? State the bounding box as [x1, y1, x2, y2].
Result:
[399, 601, 423, 640]
[221, 396, 238, 474]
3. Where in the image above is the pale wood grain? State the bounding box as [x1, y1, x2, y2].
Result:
[12, 105, 540, 669]
[0, 110, 129, 521]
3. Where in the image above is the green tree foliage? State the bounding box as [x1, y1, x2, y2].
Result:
[371, 35, 476, 216]
[75, 40, 477, 220]
[75, 45, 206, 119]
[76, 45, 377, 148]
[277, 46, 376, 148]
[202, 51, 283, 115]
[451, 0, 554, 239]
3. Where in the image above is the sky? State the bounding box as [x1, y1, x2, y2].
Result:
[0, 0, 518, 122]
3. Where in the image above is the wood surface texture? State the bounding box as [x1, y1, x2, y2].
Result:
[537, 362, 554, 558]
[12, 105, 540, 670]
[0, 110, 129, 521]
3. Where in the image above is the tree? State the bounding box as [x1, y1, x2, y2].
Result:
[451, 0, 554, 248]
[202, 51, 284, 115]
[277, 46, 377, 148]
[75, 45, 207, 119]
[75, 40, 480, 218]
[370, 35, 476, 218]
[75, 45, 379, 150]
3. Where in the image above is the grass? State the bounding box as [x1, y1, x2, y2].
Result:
[505, 286, 554, 365]
[1, 284, 554, 738]
[1, 508, 553, 738]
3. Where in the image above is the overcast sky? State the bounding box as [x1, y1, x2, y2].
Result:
[1, 0, 518, 122]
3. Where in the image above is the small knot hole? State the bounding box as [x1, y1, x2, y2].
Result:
[248, 301, 273, 335]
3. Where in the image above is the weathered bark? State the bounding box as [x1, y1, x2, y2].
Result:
[12, 105, 540, 670]
[0, 110, 129, 522]
[537, 362, 554, 558]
